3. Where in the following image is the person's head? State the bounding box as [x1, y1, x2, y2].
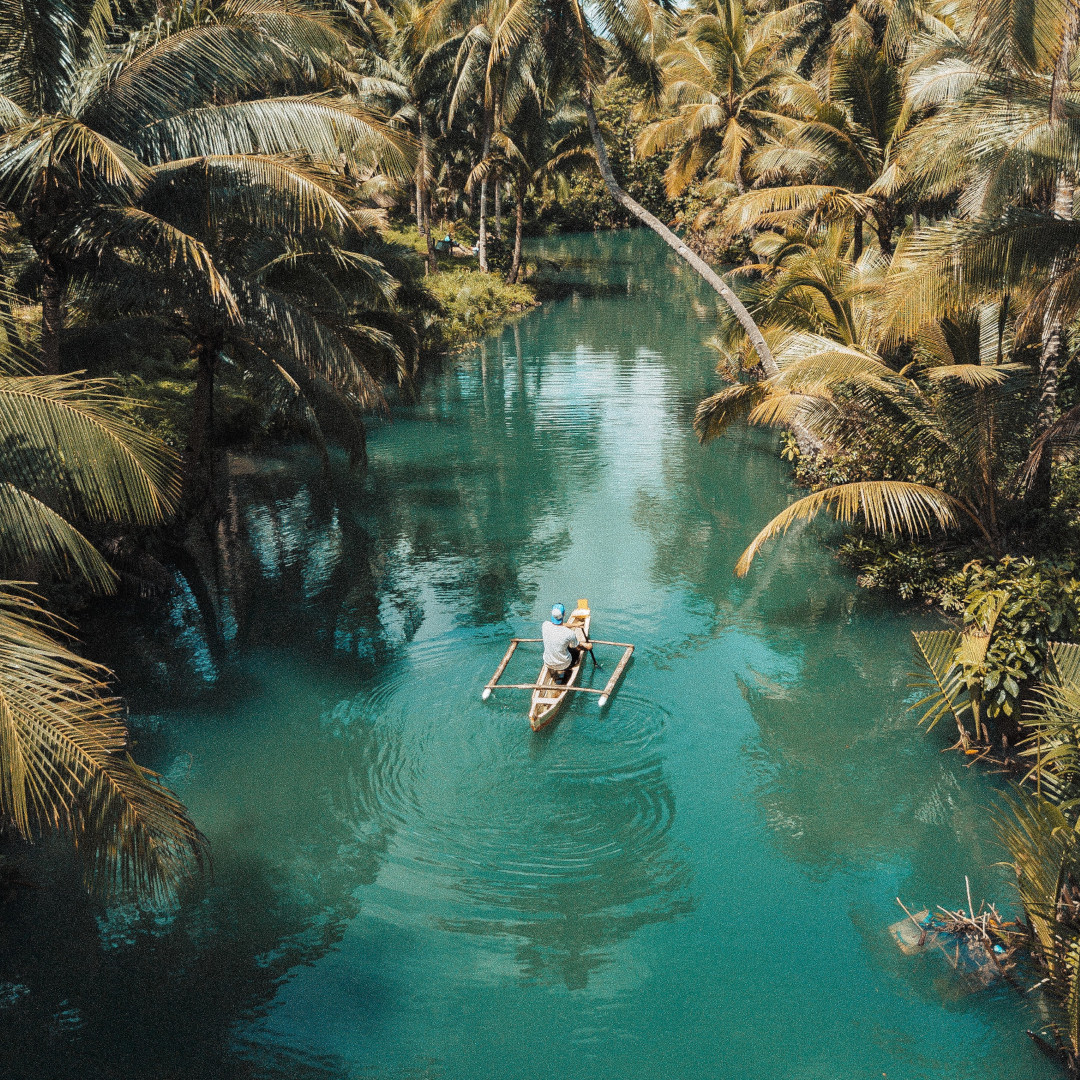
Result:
[550, 603, 565, 625]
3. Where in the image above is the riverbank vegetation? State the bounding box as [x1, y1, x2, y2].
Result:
[8, 0, 1080, 1065]
[659, 0, 1080, 1062]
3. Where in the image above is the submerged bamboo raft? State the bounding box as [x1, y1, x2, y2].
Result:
[481, 600, 634, 731]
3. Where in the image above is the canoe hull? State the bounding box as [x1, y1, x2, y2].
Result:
[529, 604, 591, 731]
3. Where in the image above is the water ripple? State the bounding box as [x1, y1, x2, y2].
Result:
[332, 636, 691, 970]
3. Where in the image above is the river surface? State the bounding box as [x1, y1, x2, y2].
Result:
[0, 231, 1060, 1079]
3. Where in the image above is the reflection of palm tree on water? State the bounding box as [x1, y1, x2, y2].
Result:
[0, 699, 403, 1080]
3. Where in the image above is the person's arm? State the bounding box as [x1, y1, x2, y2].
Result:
[573, 627, 592, 649]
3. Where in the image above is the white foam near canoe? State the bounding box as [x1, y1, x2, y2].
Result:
[480, 600, 635, 731]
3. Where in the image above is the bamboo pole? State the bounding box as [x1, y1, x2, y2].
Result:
[482, 639, 520, 699]
[583, 639, 634, 648]
[598, 645, 634, 707]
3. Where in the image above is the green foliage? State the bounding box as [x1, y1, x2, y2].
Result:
[857, 544, 1080, 726]
[423, 270, 536, 347]
[535, 79, 683, 232]
[838, 536, 957, 601]
[959, 559, 1080, 719]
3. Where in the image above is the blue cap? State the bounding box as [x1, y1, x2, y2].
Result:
[551, 604, 565, 624]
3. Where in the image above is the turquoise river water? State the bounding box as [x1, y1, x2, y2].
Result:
[0, 231, 1062, 1079]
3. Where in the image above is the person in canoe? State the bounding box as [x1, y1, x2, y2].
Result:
[542, 603, 592, 684]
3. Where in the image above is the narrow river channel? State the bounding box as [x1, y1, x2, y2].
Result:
[0, 230, 1061, 1079]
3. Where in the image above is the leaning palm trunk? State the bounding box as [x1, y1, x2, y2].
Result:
[508, 187, 524, 284]
[581, 91, 777, 378]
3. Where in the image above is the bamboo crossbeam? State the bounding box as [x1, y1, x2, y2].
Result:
[584, 640, 634, 648]
[510, 638, 543, 642]
[485, 683, 606, 694]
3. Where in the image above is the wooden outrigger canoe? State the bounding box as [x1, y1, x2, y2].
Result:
[528, 601, 591, 731]
[481, 599, 635, 732]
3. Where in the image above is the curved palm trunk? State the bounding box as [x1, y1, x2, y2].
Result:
[40, 261, 64, 375]
[494, 171, 502, 238]
[184, 336, 219, 513]
[478, 109, 494, 273]
[581, 90, 777, 378]
[508, 186, 524, 284]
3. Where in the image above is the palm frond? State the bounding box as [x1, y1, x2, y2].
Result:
[734, 481, 963, 576]
[0, 585, 205, 900]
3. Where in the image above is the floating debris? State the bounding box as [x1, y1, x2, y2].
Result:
[890, 878, 1025, 993]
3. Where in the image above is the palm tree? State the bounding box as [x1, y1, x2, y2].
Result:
[637, 0, 788, 198]
[476, 94, 588, 281]
[443, 0, 546, 272]
[694, 240, 1030, 574]
[419, 0, 780, 371]
[0, 359, 205, 898]
[720, 41, 912, 257]
[362, 0, 460, 273]
[0, 0, 410, 375]
[2, 0, 419, 507]
[894, 0, 1080, 504]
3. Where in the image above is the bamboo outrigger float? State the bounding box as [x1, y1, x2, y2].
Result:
[481, 600, 635, 731]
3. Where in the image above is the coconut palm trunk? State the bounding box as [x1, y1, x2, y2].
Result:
[184, 336, 219, 511]
[508, 185, 524, 283]
[580, 90, 777, 378]
[40, 261, 64, 375]
[0, 253, 21, 350]
[478, 109, 493, 272]
[423, 184, 437, 274]
[418, 115, 436, 274]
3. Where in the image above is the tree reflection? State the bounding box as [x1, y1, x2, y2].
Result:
[0, 690, 400, 1080]
[630, 364, 1007, 895]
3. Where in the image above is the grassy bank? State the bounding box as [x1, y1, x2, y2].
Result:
[385, 224, 538, 350]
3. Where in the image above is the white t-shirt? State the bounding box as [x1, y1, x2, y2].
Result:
[542, 621, 580, 670]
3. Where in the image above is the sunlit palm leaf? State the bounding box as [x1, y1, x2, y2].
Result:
[910, 628, 972, 732]
[0, 483, 115, 592]
[0, 585, 205, 900]
[734, 480, 963, 576]
[0, 374, 181, 524]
